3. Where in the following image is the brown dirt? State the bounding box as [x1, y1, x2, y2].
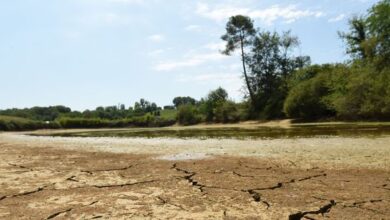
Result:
[0, 132, 389, 219]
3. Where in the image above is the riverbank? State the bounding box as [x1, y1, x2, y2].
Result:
[0, 131, 389, 219]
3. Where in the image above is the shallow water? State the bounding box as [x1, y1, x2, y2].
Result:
[42, 123, 390, 139]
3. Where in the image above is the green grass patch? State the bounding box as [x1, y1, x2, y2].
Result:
[160, 109, 177, 120]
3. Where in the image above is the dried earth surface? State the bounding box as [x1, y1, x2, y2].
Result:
[0, 125, 389, 219]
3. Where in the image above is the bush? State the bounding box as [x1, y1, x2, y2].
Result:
[57, 118, 111, 128]
[331, 66, 390, 119]
[214, 101, 240, 123]
[177, 105, 201, 125]
[152, 117, 176, 127]
[0, 116, 60, 131]
[284, 63, 390, 120]
[284, 74, 334, 119]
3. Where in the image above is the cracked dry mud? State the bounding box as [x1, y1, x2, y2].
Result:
[0, 132, 390, 219]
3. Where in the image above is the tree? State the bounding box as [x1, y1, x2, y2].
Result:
[172, 96, 197, 108]
[339, 16, 369, 59]
[134, 99, 159, 114]
[207, 87, 228, 103]
[247, 30, 309, 118]
[340, 0, 390, 67]
[176, 105, 201, 125]
[200, 87, 229, 122]
[367, 0, 390, 67]
[284, 74, 333, 119]
[221, 15, 256, 105]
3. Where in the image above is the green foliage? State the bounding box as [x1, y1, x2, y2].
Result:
[2, 0, 389, 130]
[172, 97, 197, 108]
[340, 0, 390, 67]
[222, 15, 310, 119]
[133, 99, 159, 115]
[284, 73, 334, 119]
[198, 87, 228, 122]
[57, 118, 112, 128]
[160, 109, 177, 120]
[0, 116, 59, 131]
[57, 115, 176, 129]
[284, 63, 390, 120]
[367, 0, 390, 67]
[214, 101, 240, 123]
[0, 106, 71, 121]
[221, 15, 256, 55]
[331, 66, 390, 119]
[247, 30, 310, 119]
[222, 15, 257, 104]
[176, 105, 201, 126]
[339, 16, 369, 59]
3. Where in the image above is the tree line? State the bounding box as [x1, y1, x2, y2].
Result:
[176, 0, 390, 124]
[221, 0, 390, 121]
[1, 0, 389, 130]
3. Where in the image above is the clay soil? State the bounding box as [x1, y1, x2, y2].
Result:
[0, 131, 389, 220]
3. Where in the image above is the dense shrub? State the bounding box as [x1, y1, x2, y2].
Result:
[284, 63, 390, 120]
[331, 66, 390, 119]
[152, 117, 176, 127]
[0, 106, 71, 121]
[284, 75, 333, 119]
[0, 116, 60, 131]
[57, 116, 176, 129]
[177, 105, 201, 125]
[57, 118, 112, 128]
[214, 101, 240, 123]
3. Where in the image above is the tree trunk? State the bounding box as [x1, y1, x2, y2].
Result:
[240, 35, 256, 107]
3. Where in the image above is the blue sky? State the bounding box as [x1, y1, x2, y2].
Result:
[0, 0, 379, 110]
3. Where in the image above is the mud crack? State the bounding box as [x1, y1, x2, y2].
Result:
[92, 180, 156, 189]
[246, 190, 270, 208]
[171, 163, 206, 191]
[66, 175, 79, 182]
[46, 208, 73, 219]
[171, 163, 240, 193]
[81, 164, 136, 174]
[297, 173, 327, 182]
[243, 172, 327, 196]
[0, 186, 48, 202]
[342, 199, 385, 214]
[288, 200, 336, 220]
[45, 200, 98, 219]
[232, 171, 255, 178]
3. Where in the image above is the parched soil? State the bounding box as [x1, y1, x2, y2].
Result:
[0, 132, 389, 219]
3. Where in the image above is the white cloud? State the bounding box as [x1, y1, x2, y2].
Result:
[154, 52, 227, 71]
[196, 3, 324, 25]
[148, 34, 165, 42]
[328, 14, 346, 22]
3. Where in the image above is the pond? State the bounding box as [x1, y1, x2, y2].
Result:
[40, 122, 390, 140]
